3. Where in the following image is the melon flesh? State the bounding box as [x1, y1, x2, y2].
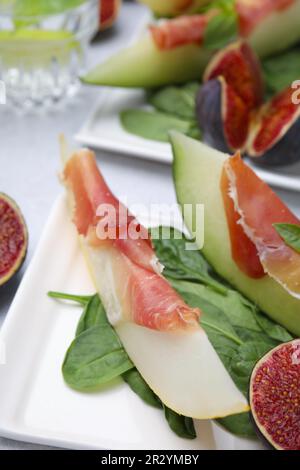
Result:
[248, 0, 300, 58]
[80, 238, 248, 419]
[137, 0, 207, 17]
[171, 131, 300, 336]
[82, 35, 212, 88]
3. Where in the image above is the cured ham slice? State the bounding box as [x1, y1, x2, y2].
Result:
[222, 152, 300, 298]
[149, 14, 211, 50]
[62, 146, 248, 419]
[63, 149, 200, 332]
[237, 0, 295, 36]
[149, 1, 296, 50]
[64, 150, 161, 275]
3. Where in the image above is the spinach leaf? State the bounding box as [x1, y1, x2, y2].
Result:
[149, 83, 199, 120]
[170, 279, 259, 334]
[76, 294, 108, 336]
[151, 227, 226, 293]
[204, 12, 238, 50]
[274, 223, 300, 254]
[62, 325, 133, 390]
[217, 413, 256, 438]
[122, 369, 161, 409]
[163, 407, 196, 440]
[48, 291, 91, 306]
[253, 311, 293, 343]
[262, 48, 300, 94]
[229, 342, 273, 396]
[59, 293, 134, 390]
[203, 0, 238, 50]
[120, 109, 200, 143]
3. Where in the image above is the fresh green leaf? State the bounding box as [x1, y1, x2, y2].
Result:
[217, 413, 256, 438]
[149, 82, 199, 120]
[62, 325, 133, 390]
[253, 311, 293, 343]
[169, 279, 259, 333]
[163, 407, 196, 440]
[263, 48, 300, 94]
[120, 109, 198, 143]
[229, 342, 273, 396]
[274, 223, 300, 254]
[173, 286, 242, 346]
[48, 291, 92, 306]
[76, 294, 108, 336]
[151, 227, 226, 293]
[122, 369, 161, 409]
[204, 11, 238, 50]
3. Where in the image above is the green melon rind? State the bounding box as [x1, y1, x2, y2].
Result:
[170, 131, 300, 337]
[82, 35, 212, 88]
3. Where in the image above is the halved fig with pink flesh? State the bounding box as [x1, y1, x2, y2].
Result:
[0, 193, 28, 286]
[196, 77, 250, 152]
[247, 87, 300, 166]
[204, 40, 264, 110]
[250, 339, 300, 450]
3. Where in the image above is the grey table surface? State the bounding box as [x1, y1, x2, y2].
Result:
[0, 1, 299, 451]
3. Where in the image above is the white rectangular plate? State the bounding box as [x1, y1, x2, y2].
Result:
[76, 88, 300, 193]
[0, 195, 262, 450]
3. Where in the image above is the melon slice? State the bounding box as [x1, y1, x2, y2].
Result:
[223, 153, 300, 299]
[82, 34, 212, 88]
[61, 145, 248, 419]
[171, 131, 300, 336]
[82, 1, 300, 88]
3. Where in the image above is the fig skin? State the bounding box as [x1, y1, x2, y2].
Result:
[249, 340, 300, 451]
[196, 79, 227, 152]
[0, 193, 28, 287]
[196, 77, 250, 153]
[247, 116, 300, 167]
[247, 87, 300, 167]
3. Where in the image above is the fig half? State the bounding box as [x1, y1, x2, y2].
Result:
[0, 193, 28, 286]
[196, 41, 263, 153]
[247, 87, 300, 166]
[204, 40, 264, 111]
[250, 340, 300, 450]
[196, 77, 250, 152]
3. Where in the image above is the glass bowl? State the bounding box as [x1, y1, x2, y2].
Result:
[0, 0, 99, 108]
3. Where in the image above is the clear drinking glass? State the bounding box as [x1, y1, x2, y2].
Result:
[0, 0, 99, 108]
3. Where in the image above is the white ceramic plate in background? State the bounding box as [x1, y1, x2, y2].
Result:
[76, 88, 300, 193]
[0, 195, 262, 450]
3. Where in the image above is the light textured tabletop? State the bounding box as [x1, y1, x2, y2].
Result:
[0, 1, 299, 451]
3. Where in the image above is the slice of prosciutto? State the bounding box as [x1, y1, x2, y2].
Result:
[63, 149, 198, 331]
[237, 0, 295, 36]
[149, 1, 296, 50]
[222, 152, 300, 298]
[62, 147, 248, 419]
[149, 14, 212, 50]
